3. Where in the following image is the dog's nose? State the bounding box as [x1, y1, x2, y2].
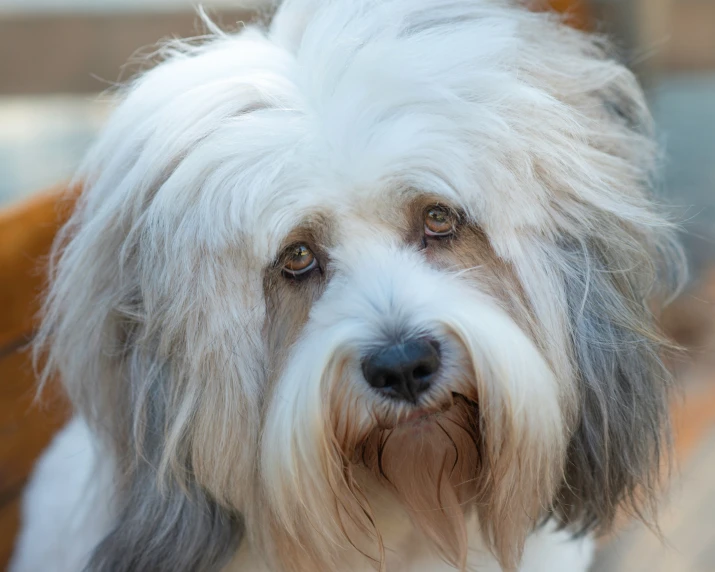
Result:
[362, 338, 441, 403]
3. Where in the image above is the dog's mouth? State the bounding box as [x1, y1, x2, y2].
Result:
[379, 392, 477, 430]
[398, 408, 445, 425]
[345, 392, 481, 473]
[356, 392, 483, 512]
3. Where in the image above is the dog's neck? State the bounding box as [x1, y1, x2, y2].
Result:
[226, 475, 594, 571]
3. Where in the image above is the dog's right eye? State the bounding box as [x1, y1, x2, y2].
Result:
[424, 206, 456, 238]
[282, 244, 318, 279]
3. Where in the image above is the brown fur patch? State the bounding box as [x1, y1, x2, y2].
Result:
[262, 216, 335, 371]
[404, 195, 536, 337]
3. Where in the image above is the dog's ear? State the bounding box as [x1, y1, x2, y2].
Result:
[36, 190, 249, 571]
[552, 226, 681, 533]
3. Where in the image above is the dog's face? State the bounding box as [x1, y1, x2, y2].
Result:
[256, 185, 567, 569]
[39, 2, 683, 571]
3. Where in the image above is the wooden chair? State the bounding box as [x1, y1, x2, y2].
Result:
[0, 188, 74, 567]
[546, 0, 591, 29]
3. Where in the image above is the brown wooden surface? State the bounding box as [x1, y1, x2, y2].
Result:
[546, 0, 591, 29]
[0, 188, 74, 568]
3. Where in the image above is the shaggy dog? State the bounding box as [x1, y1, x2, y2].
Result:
[11, 1, 683, 570]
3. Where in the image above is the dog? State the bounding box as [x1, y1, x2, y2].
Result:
[10, 1, 684, 570]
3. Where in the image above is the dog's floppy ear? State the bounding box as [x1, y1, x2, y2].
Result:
[552, 224, 681, 533]
[35, 175, 253, 571]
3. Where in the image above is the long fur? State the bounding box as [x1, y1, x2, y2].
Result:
[29, 1, 684, 571]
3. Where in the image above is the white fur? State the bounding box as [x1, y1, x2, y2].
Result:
[9, 418, 114, 572]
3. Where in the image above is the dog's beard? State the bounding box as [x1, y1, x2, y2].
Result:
[267, 388, 484, 571]
[355, 394, 481, 568]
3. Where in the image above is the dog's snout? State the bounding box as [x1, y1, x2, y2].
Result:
[362, 338, 441, 403]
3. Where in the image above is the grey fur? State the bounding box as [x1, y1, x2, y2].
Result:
[552, 223, 682, 533]
[36, 187, 248, 572]
[82, 359, 242, 572]
[599, 81, 652, 134]
[86, 461, 242, 572]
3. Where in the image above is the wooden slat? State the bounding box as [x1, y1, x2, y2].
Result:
[0, 188, 75, 568]
[0, 10, 254, 95]
[0, 186, 77, 348]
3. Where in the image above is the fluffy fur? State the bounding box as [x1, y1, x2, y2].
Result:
[12, 1, 683, 571]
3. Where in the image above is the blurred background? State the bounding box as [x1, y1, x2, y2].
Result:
[0, 1, 713, 570]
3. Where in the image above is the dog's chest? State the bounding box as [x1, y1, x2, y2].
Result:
[224, 514, 594, 572]
[223, 480, 590, 572]
[225, 505, 500, 572]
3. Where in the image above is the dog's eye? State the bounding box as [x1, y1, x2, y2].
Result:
[424, 206, 456, 238]
[282, 244, 318, 278]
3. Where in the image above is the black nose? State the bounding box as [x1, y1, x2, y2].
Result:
[362, 338, 441, 403]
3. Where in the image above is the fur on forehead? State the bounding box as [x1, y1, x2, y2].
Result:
[78, 0, 659, 261]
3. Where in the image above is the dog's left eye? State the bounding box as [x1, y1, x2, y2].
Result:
[424, 206, 456, 238]
[282, 244, 318, 278]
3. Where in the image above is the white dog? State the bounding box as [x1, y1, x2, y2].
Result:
[11, 1, 683, 571]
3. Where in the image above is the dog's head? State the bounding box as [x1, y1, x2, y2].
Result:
[38, 1, 683, 571]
